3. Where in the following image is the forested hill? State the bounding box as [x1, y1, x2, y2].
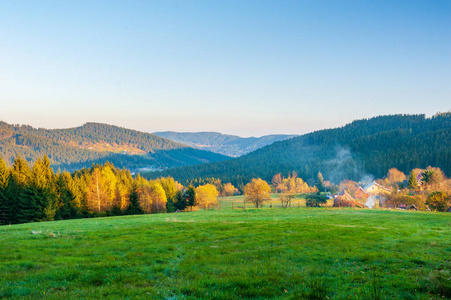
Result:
[153, 131, 297, 157]
[0, 122, 230, 171]
[145, 113, 451, 186]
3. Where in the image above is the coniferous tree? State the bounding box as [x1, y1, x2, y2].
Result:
[29, 157, 57, 221]
[6, 156, 31, 224]
[186, 185, 196, 211]
[407, 170, 418, 190]
[316, 172, 325, 193]
[55, 172, 80, 219]
[17, 185, 39, 223]
[0, 156, 10, 225]
[166, 198, 175, 213]
[173, 190, 187, 211]
[124, 184, 144, 215]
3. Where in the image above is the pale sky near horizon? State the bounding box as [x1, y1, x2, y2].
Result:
[1, 0, 450, 137]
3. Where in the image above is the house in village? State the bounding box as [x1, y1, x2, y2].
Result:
[364, 181, 391, 195]
[354, 187, 370, 200]
[333, 190, 364, 208]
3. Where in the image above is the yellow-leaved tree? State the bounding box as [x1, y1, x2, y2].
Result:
[149, 181, 167, 213]
[222, 182, 237, 196]
[195, 184, 219, 209]
[244, 178, 271, 208]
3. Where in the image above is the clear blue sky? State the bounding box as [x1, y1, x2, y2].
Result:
[1, 0, 450, 136]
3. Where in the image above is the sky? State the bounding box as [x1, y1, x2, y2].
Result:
[0, 0, 450, 137]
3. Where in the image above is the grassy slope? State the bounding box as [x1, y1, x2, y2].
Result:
[1, 208, 450, 299]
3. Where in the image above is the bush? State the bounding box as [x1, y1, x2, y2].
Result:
[306, 195, 328, 207]
[426, 191, 450, 211]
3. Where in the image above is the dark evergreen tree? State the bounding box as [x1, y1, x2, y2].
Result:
[186, 185, 196, 211]
[166, 198, 175, 213]
[0, 156, 9, 225]
[5, 156, 31, 224]
[109, 205, 123, 216]
[124, 184, 144, 215]
[17, 185, 39, 223]
[173, 190, 187, 211]
[29, 157, 57, 221]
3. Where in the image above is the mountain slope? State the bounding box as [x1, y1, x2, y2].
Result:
[145, 113, 451, 185]
[152, 131, 297, 157]
[0, 122, 230, 171]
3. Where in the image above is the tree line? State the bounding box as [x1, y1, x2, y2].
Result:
[0, 155, 223, 226]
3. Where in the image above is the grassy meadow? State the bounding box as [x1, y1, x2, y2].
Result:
[217, 194, 309, 210]
[1, 205, 451, 299]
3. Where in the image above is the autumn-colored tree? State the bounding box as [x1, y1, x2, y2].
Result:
[244, 178, 271, 208]
[222, 182, 237, 196]
[86, 168, 108, 213]
[421, 167, 445, 190]
[150, 181, 167, 213]
[278, 193, 294, 208]
[195, 184, 219, 209]
[271, 173, 284, 192]
[159, 177, 177, 202]
[386, 168, 406, 185]
[272, 172, 314, 194]
[339, 180, 359, 196]
[101, 165, 117, 210]
[426, 191, 449, 212]
[136, 181, 152, 213]
[115, 169, 132, 210]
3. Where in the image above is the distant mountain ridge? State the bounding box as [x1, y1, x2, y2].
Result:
[152, 131, 297, 157]
[0, 122, 229, 171]
[145, 113, 451, 186]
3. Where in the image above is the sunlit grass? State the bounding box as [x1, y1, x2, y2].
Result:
[218, 193, 308, 209]
[1, 207, 450, 299]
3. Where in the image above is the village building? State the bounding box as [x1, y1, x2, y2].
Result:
[333, 190, 364, 208]
[364, 181, 391, 195]
[354, 187, 370, 200]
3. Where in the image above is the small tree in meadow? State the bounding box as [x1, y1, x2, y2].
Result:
[244, 178, 271, 208]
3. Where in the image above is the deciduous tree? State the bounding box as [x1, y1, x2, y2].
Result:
[426, 191, 449, 212]
[244, 178, 271, 208]
[222, 182, 237, 196]
[386, 168, 406, 184]
[195, 184, 219, 209]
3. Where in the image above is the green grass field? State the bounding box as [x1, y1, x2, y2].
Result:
[218, 194, 309, 209]
[1, 207, 450, 299]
